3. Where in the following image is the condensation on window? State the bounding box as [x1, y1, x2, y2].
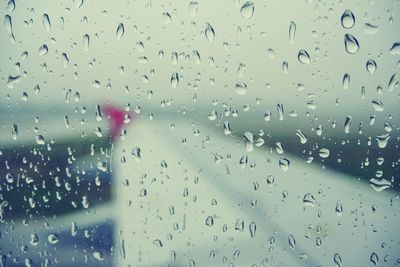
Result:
[0, 0, 399, 266]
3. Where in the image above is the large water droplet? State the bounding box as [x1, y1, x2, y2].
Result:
[240, 1, 255, 19]
[344, 34, 359, 54]
[341, 9, 355, 29]
[369, 178, 391, 192]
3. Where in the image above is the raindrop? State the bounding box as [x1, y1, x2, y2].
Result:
[240, 1, 255, 19]
[333, 253, 342, 267]
[235, 81, 247, 95]
[344, 34, 359, 54]
[205, 23, 215, 41]
[153, 239, 163, 247]
[319, 148, 330, 158]
[48, 234, 59, 244]
[132, 146, 142, 161]
[342, 73, 350, 89]
[375, 133, 390, 148]
[205, 216, 214, 226]
[288, 234, 296, 249]
[303, 193, 317, 207]
[93, 251, 104, 261]
[243, 131, 254, 152]
[341, 9, 355, 29]
[298, 49, 310, 64]
[344, 116, 351, 133]
[363, 23, 379, 35]
[279, 157, 290, 171]
[370, 252, 379, 265]
[42, 14, 51, 31]
[171, 72, 179, 88]
[335, 201, 343, 215]
[296, 130, 307, 144]
[249, 222, 256, 237]
[289, 21, 296, 44]
[7, 0, 15, 12]
[4, 15, 16, 43]
[389, 42, 400, 55]
[369, 178, 391, 192]
[73, 0, 84, 8]
[83, 34, 90, 51]
[371, 99, 384, 112]
[366, 59, 377, 74]
[188, 1, 199, 17]
[116, 23, 125, 40]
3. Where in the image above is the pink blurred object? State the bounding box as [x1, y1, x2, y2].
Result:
[101, 103, 133, 142]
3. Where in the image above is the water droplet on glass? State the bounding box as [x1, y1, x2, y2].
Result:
[363, 23, 379, 35]
[333, 253, 342, 267]
[188, 1, 199, 17]
[366, 59, 377, 74]
[279, 157, 290, 171]
[369, 178, 391, 192]
[243, 131, 254, 152]
[205, 216, 214, 226]
[240, 1, 255, 19]
[303, 193, 317, 207]
[48, 234, 59, 244]
[389, 42, 400, 55]
[344, 116, 352, 133]
[153, 239, 163, 247]
[319, 148, 330, 158]
[83, 34, 90, 51]
[205, 23, 215, 41]
[171, 72, 179, 88]
[38, 44, 49, 56]
[289, 21, 296, 44]
[344, 34, 359, 54]
[249, 222, 256, 237]
[116, 23, 125, 40]
[375, 133, 390, 148]
[370, 252, 379, 265]
[42, 14, 51, 31]
[298, 49, 310, 64]
[73, 0, 84, 8]
[93, 251, 104, 261]
[342, 73, 350, 89]
[4, 15, 16, 43]
[341, 9, 355, 29]
[335, 201, 343, 215]
[235, 81, 247, 95]
[371, 99, 384, 112]
[288, 234, 296, 249]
